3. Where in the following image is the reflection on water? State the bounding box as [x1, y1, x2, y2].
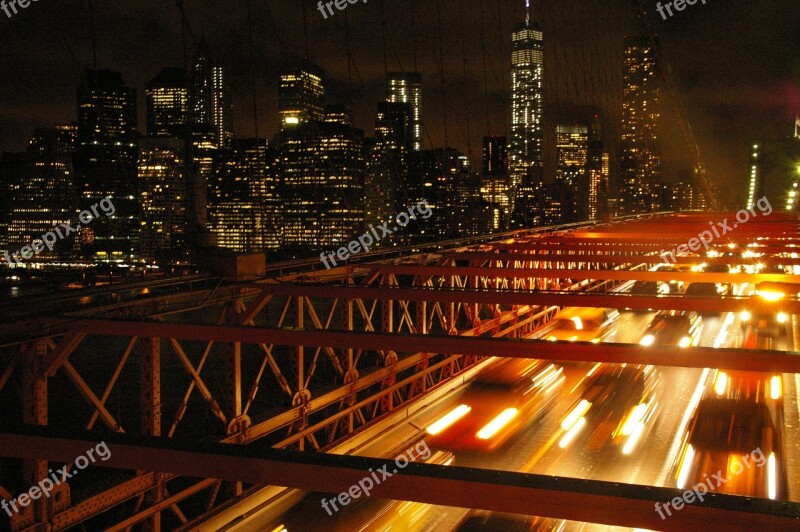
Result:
[2, 284, 51, 299]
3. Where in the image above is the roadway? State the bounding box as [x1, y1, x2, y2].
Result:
[249, 294, 799, 532]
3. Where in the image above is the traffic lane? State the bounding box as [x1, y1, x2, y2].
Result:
[349, 308, 776, 529]
[266, 356, 592, 531]
[503, 310, 729, 484]
[267, 309, 746, 531]
[352, 310, 729, 529]
[521, 365, 704, 483]
[427, 309, 715, 475]
[278, 489, 438, 532]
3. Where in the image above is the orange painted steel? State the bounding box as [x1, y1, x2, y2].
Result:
[0, 211, 798, 531]
[0, 428, 797, 532]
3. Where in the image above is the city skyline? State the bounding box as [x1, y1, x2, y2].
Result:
[0, 4, 799, 531]
[0, 1, 798, 206]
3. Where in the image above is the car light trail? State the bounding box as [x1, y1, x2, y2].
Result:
[676, 444, 695, 489]
[770, 375, 782, 400]
[559, 417, 587, 449]
[561, 400, 591, 431]
[622, 421, 645, 455]
[620, 403, 647, 436]
[658, 368, 709, 486]
[714, 371, 727, 395]
[768, 452, 777, 500]
[427, 404, 471, 435]
[477, 408, 518, 440]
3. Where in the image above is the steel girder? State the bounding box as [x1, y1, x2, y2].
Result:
[1, 276, 602, 529]
[32, 318, 800, 373]
[0, 428, 797, 532]
[0, 212, 798, 530]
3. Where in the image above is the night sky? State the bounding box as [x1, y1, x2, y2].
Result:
[0, 0, 798, 205]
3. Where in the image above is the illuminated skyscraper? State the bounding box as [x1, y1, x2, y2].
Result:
[277, 106, 364, 250]
[274, 65, 331, 250]
[245, 139, 282, 251]
[672, 181, 695, 211]
[138, 138, 187, 261]
[407, 148, 469, 241]
[207, 138, 281, 253]
[146, 68, 189, 139]
[208, 139, 273, 253]
[9, 128, 77, 260]
[481, 136, 511, 220]
[587, 116, 608, 220]
[365, 101, 410, 228]
[556, 125, 588, 222]
[191, 39, 233, 148]
[620, 36, 661, 214]
[74, 68, 138, 260]
[601, 152, 610, 212]
[747, 137, 800, 212]
[509, 11, 544, 191]
[483, 136, 508, 176]
[279, 65, 325, 130]
[0, 152, 25, 256]
[375, 101, 411, 151]
[386, 72, 422, 151]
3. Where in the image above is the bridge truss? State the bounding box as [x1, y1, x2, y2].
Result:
[1, 213, 800, 530]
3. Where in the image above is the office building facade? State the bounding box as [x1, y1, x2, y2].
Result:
[74, 69, 139, 260]
[386, 72, 422, 151]
[620, 36, 661, 214]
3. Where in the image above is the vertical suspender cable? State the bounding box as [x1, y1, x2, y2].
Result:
[496, 0, 509, 139]
[87, 0, 98, 68]
[344, 11, 353, 104]
[458, 1, 473, 162]
[379, 0, 388, 75]
[410, 0, 418, 72]
[301, 1, 309, 61]
[435, 0, 448, 148]
[246, 0, 259, 139]
[479, 0, 492, 136]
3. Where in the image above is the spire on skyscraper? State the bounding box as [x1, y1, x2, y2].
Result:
[526, 0, 530, 27]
